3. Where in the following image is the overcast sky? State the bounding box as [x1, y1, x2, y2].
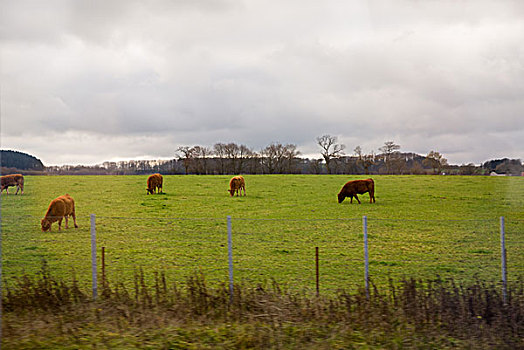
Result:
[1, 0, 523, 166]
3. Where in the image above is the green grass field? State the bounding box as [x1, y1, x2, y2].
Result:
[2, 175, 523, 293]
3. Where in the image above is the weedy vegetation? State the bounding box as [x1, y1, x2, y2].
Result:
[2, 266, 523, 349]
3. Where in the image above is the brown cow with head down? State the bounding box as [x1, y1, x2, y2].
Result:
[146, 173, 163, 194]
[41, 194, 78, 232]
[1, 174, 24, 195]
[228, 175, 246, 197]
[338, 178, 375, 204]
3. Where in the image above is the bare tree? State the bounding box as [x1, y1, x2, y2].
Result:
[354, 146, 375, 175]
[192, 145, 213, 174]
[354, 145, 364, 174]
[283, 144, 301, 173]
[212, 142, 253, 174]
[391, 156, 408, 175]
[237, 144, 255, 174]
[362, 152, 375, 175]
[379, 141, 400, 174]
[223, 143, 240, 174]
[308, 159, 323, 174]
[176, 146, 195, 174]
[260, 142, 298, 174]
[260, 143, 284, 174]
[354, 145, 363, 159]
[423, 151, 448, 175]
[213, 143, 227, 174]
[245, 151, 261, 174]
[316, 135, 345, 174]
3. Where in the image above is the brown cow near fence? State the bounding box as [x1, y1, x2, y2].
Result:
[228, 175, 246, 197]
[337, 178, 375, 204]
[1, 174, 24, 195]
[146, 173, 163, 194]
[41, 194, 78, 232]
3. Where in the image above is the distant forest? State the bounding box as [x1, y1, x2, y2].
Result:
[2, 140, 522, 176]
[44, 154, 522, 176]
[0, 150, 45, 174]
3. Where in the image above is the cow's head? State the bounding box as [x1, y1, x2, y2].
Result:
[41, 218, 52, 232]
[228, 189, 236, 196]
[146, 188, 153, 195]
[337, 192, 346, 203]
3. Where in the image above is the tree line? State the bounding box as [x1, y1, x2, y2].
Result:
[2, 136, 522, 176]
[168, 137, 458, 175]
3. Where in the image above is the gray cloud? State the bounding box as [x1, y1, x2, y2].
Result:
[1, 0, 523, 165]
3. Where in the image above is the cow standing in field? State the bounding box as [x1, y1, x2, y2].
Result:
[338, 178, 375, 204]
[229, 175, 246, 197]
[41, 194, 79, 232]
[146, 173, 163, 194]
[1, 174, 24, 195]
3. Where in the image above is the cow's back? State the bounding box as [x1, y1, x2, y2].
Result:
[147, 173, 163, 193]
[147, 174, 159, 187]
[60, 194, 76, 215]
[1, 174, 20, 185]
[46, 197, 67, 217]
[230, 176, 244, 188]
[355, 179, 373, 192]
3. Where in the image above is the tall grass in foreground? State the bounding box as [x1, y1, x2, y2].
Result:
[3, 266, 523, 349]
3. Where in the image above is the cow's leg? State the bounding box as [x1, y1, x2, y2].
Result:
[15, 186, 20, 195]
[354, 194, 361, 204]
[58, 218, 63, 231]
[72, 210, 78, 228]
[65, 215, 69, 229]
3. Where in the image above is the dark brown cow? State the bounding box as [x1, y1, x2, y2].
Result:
[337, 178, 375, 204]
[1, 174, 24, 195]
[146, 173, 163, 194]
[228, 175, 246, 197]
[41, 194, 78, 232]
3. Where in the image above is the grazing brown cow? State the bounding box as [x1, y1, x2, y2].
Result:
[146, 173, 163, 194]
[228, 175, 246, 197]
[1, 174, 24, 195]
[338, 178, 375, 204]
[41, 194, 78, 232]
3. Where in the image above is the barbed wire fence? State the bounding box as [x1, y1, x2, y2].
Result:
[1, 214, 522, 300]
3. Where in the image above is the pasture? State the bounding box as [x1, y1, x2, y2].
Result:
[1, 175, 523, 293]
